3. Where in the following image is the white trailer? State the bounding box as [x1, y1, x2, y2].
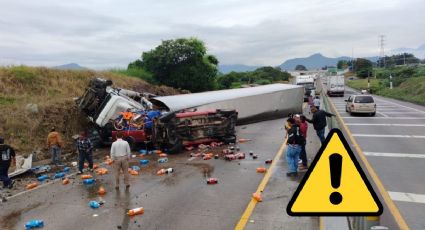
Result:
[151, 84, 304, 124]
[326, 75, 345, 96]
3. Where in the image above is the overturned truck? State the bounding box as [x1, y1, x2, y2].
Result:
[76, 78, 238, 153]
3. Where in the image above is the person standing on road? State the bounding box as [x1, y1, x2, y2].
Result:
[305, 106, 335, 144]
[110, 132, 131, 190]
[0, 137, 16, 189]
[313, 96, 321, 110]
[298, 115, 309, 170]
[46, 127, 64, 165]
[76, 131, 94, 174]
[285, 118, 304, 177]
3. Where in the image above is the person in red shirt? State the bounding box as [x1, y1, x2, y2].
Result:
[297, 115, 308, 170]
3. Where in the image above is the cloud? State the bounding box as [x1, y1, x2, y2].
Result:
[0, 0, 424, 69]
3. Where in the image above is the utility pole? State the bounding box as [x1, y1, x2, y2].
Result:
[379, 35, 385, 68]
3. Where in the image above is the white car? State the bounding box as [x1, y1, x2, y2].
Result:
[345, 95, 376, 116]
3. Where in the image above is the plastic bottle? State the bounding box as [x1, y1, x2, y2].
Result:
[89, 201, 100, 209]
[26, 182, 38, 190]
[265, 159, 273, 164]
[54, 172, 65, 179]
[252, 154, 258, 159]
[132, 166, 141, 171]
[63, 167, 71, 173]
[98, 186, 106, 196]
[127, 207, 144, 216]
[25, 219, 44, 229]
[256, 167, 267, 173]
[158, 158, 168, 163]
[62, 178, 70, 185]
[81, 174, 93, 179]
[37, 175, 48, 182]
[139, 149, 147, 154]
[156, 169, 166, 175]
[83, 178, 95, 184]
[140, 159, 149, 165]
[159, 153, 167, 158]
[207, 178, 218, 184]
[129, 170, 139, 176]
[236, 152, 246, 159]
[165, 168, 174, 174]
[252, 193, 262, 202]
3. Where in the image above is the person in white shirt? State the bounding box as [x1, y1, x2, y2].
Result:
[110, 132, 131, 189]
[313, 96, 321, 110]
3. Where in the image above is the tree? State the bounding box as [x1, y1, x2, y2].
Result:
[337, 60, 349, 69]
[295, 65, 307, 71]
[134, 38, 218, 92]
[355, 58, 373, 78]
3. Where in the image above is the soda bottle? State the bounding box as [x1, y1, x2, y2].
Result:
[140, 159, 149, 165]
[158, 158, 168, 163]
[128, 207, 144, 216]
[81, 174, 93, 179]
[165, 168, 174, 174]
[25, 219, 44, 229]
[157, 169, 166, 175]
[252, 193, 262, 202]
[63, 167, 71, 173]
[54, 172, 65, 179]
[256, 167, 267, 173]
[159, 153, 167, 158]
[98, 186, 106, 196]
[26, 182, 38, 190]
[62, 178, 70, 185]
[83, 178, 95, 184]
[89, 201, 100, 209]
[206, 178, 218, 184]
[37, 175, 48, 182]
[265, 159, 273, 164]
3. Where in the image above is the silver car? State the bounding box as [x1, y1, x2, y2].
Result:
[345, 95, 376, 116]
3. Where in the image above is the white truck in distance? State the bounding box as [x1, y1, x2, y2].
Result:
[326, 75, 345, 97]
[295, 75, 315, 101]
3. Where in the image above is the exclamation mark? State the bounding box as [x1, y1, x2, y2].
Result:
[329, 153, 343, 205]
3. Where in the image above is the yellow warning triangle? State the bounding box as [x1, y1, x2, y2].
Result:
[287, 128, 383, 216]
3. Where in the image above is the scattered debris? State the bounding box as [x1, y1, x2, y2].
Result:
[98, 186, 106, 196]
[165, 168, 174, 174]
[158, 158, 168, 163]
[252, 193, 262, 202]
[25, 219, 44, 229]
[89, 201, 100, 209]
[185, 146, 194, 151]
[265, 159, 273, 164]
[54, 172, 65, 179]
[83, 178, 95, 185]
[81, 174, 93, 179]
[214, 154, 219, 159]
[26, 182, 38, 190]
[256, 167, 267, 173]
[249, 151, 254, 156]
[235, 152, 245, 159]
[224, 154, 236, 161]
[129, 169, 139, 176]
[139, 159, 149, 165]
[127, 207, 144, 216]
[37, 175, 48, 182]
[206, 178, 218, 184]
[159, 153, 168, 158]
[131, 166, 141, 171]
[96, 168, 108, 175]
[157, 169, 166, 175]
[252, 154, 258, 159]
[238, 138, 252, 143]
[62, 178, 70, 185]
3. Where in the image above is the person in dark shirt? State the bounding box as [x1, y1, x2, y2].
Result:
[76, 131, 94, 174]
[285, 118, 304, 177]
[0, 137, 16, 189]
[305, 106, 335, 144]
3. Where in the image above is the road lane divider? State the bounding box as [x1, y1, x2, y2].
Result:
[388, 192, 425, 204]
[353, 134, 425, 138]
[234, 138, 287, 230]
[326, 94, 410, 230]
[364, 152, 425, 159]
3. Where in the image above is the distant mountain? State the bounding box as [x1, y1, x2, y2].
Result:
[54, 63, 88, 70]
[390, 43, 425, 59]
[218, 64, 259, 74]
[279, 53, 379, 71]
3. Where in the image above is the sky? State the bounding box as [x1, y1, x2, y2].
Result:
[0, 0, 424, 69]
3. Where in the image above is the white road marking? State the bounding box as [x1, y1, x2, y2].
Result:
[364, 152, 425, 159]
[341, 117, 425, 120]
[381, 111, 425, 114]
[375, 98, 425, 114]
[352, 134, 425, 138]
[377, 112, 389, 117]
[388, 191, 425, 204]
[346, 123, 425, 127]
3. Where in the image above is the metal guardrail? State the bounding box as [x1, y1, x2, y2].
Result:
[318, 78, 407, 230]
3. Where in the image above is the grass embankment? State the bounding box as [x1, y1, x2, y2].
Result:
[346, 77, 425, 105]
[0, 66, 180, 157]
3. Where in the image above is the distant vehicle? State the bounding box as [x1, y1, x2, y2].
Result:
[345, 95, 376, 116]
[327, 75, 345, 97]
[295, 75, 315, 102]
